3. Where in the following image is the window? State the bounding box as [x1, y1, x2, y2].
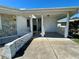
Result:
[27, 19, 30, 27]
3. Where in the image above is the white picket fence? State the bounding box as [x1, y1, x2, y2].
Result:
[2, 32, 33, 59]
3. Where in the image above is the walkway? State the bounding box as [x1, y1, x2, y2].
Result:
[15, 37, 79, 59]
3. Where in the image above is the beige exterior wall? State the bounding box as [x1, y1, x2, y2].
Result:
[43, 16, 57, 32]
[16, 16, 29, 36]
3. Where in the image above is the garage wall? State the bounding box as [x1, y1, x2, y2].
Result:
[43, 16, 57, 32]
[16, 16, 28, 36]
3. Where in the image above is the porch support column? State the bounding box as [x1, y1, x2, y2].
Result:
[65, 12, 70, 38]
[30, 16, 33, 33]
[41, 15, 45, 37]
[36, 18, 38, 33]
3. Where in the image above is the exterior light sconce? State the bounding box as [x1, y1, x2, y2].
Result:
[47, 14, 50, 17]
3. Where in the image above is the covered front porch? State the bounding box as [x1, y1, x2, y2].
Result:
[29, 11, 76, 38]
[0, 7, 77, 39]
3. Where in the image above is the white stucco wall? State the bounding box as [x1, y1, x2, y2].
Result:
[0, 15, 2, 30]
[16, 16, 28, 36]
[43, 16, 57, 32]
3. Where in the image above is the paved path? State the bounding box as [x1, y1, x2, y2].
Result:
[15, 37, 79, 59]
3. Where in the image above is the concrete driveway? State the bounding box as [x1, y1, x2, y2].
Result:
[15, 37, 79, 59]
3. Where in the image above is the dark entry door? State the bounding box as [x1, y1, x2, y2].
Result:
[33, 18, 41, 34]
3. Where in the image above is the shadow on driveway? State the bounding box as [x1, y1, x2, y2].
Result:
[13, 39, 33, 59]
[0, 44, 4, 48]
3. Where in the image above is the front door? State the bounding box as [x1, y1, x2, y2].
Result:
[33, 18, 41, 35]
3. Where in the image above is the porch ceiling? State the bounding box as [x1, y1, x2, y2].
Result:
[22, 8, 77, 19]
[0, 6, 78, 18]
[26, 11, 76, 20]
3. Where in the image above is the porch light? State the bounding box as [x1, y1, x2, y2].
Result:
[47, 14, 50, 17]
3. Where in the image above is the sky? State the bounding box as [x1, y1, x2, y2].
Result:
[0, 0, 79, 8]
